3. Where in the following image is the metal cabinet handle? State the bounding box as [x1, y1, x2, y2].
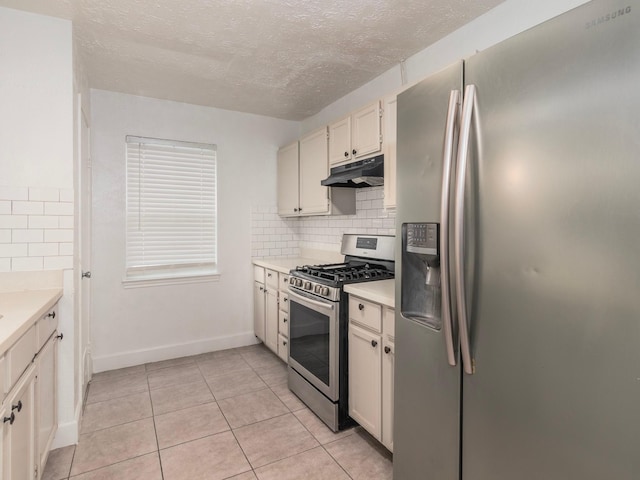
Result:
[283, 340, 287, 346]
[267, 273, 272, 277]
[358, 304, 364, 311]
[82, 271, 91, 278]
[371, 339, 378, 347]
[384, 346, 391, 354]
[441, 89, 461, 368]
[294, 208, 298, 212]
[283, 298, 288, 303]
[283, 318, 287, 323]
[352, 149, 357, 155]
[454, 84, 476, 376]
[344, 151, 349, 157]
[47, 311, 56, 319]
[259, 286, 264, 291]
[56, 333, 64, 341]
[11, 401, 22, 413]
[3, 413, 15, 425]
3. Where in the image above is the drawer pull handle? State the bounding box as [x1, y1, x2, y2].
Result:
[11, 401, 22, 413]
[371, 340, 378, 347]
[47, 311, 56, 319]
[384, 346, 391, 354]
[56, 333, 64, 341]
[3, 413, 15, 425]
[358, 304, 364, 311]
[283, 318, 288, 323]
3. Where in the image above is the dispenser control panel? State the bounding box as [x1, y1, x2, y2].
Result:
[405, 223, 439, 256]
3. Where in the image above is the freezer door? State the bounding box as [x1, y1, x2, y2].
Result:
[461, 1, 640, 479]
[394, 61, 462, 480]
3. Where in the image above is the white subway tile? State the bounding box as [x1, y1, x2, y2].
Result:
[29, 216, 58, 229]
[0, 186, 28, 201]
[0, 230, 10, 243]
[44, 229, 73, 243]
[0, 257, 10, 272]
[0, 201, 10, 214]
[29, 187, 59, 202]
[58, 216, 74, 229]
[0, 215, 28, 229]
[44, 256, 73, 269]
[44, 202, 74, 216]
[12, 229, 44, 243]
[12, 201, 44, 215]
[11, 256, 43, 271]
[0, 243, 27, 257]
[59, 188, 74, 202]
[59, 242, 74, 256]
[29, 243, 58, 257]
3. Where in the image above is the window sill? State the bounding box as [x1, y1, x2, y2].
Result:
[122, 270, 221, 289]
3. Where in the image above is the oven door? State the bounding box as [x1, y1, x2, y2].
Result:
[288, 288, 340, 401]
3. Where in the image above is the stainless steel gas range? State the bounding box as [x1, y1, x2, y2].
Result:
[287, 234, 395, 431]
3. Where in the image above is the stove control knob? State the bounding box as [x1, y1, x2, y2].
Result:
[295, 278, 303, 287]
[314, 284, 322, 294]
[322, 287, 330, 296]
[289, 277, 295, 285]
[304, 281, 312, 290]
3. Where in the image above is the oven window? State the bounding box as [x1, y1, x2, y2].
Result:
[289, 300, 330, 386]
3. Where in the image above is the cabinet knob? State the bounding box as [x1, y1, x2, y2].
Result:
[47, 311, 56, 319]
[267, 273, 272, 277]
[260, 286, 264, 291]
[283, 340, 288, 346]
[344, 151, 349, 157]
[283, 318, 288, 323]
[11, 401, 22, 413]
[384, 346, 391, 354]
[56, 333, 64, 341]
[371, 339, 378, 347]
[352, 149, 357, 155]
[358, 304, 364, 311]
[298, 208, 302, 212]
[283, 298, 288, 303]
[3, 413, 15, 425]
[294, 208, 298, 212]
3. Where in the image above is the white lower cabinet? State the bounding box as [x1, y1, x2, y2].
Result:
[265, 288, 279, 353]
[36, 335, 58, 476]
[253, 281, 266, 342]
[253, 265, 290, 363]
[348, 295, 395, 451]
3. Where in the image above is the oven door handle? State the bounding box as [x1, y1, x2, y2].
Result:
[288, 290, 335, 311]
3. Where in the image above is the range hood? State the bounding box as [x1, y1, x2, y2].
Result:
[321, 155, 384, 188]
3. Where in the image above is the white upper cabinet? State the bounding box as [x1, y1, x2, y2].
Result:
[383, 94, 398, 209]
[277, 142, 300, 216]
[329, 101, 382, 167]
[299, 127, 330, 215]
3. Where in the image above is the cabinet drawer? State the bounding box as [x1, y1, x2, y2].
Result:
[277, 333, 288, 362]
[37, 306, 58, 351]
[349, 296, 382, 333]
[253, 265, 265, 283]
[265, 269, 279, 289]
[279, 273, 290, 291]
[6, 325, 36, 393]
[278, 309, 289, 337]
[0, 355, 4, 398]
[280, 292, 289, 313]
[383, 307, 395, 340]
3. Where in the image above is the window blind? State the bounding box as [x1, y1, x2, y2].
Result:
[125, 136, 217, 278]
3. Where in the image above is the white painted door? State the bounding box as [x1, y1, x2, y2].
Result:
[276, 142, 299, 216]
[348, 322, 382, 440]
[328, 116, 351, 165]
[253, 282, 266, 342]
[383, 94, 397, 209]
[299, 127, 329, 215]
[352, 101, 382, 159]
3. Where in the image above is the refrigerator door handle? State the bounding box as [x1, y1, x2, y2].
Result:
[454, 84, 476, 375]
[440, 89, 461, 367]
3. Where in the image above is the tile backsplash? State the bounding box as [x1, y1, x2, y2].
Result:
[251, 187, 396, 258]
[0, 186, 74, 272]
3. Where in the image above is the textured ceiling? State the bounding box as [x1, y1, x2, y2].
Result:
[1, 0, 505, 120]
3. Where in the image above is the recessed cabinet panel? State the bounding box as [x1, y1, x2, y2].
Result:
[265, 269, 278, 290]
[299, 127, 330, 215]
[253, 282, 266, 342]
[265, 289, 279, 352]
[383, 94, 398, 209]
[277, 333, 288, 363]
[4, 365, 36, 480]
[329, 116, 352, 165]
[277, 142, 300, 216]
[382, 336, 395, 452]
[352, 101, 382, 159]
[37, 335, 58, 475]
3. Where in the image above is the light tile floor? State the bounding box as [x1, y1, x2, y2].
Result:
[42, 344, 393, 480]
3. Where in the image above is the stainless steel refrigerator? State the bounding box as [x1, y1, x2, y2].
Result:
[394, 1, 640, 479]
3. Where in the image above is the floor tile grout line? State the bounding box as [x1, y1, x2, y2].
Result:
[66, 451, 159, 479]
[146, 372, 166, 480]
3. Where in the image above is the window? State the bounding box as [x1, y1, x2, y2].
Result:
[124, 135, 218, 286]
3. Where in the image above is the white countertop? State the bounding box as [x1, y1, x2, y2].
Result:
[0, 289, 63, 354]
[344, 279, 395, 308]
[252, 256, 329, 274]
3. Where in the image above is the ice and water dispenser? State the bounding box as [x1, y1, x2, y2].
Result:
[401, 223, 442, 330]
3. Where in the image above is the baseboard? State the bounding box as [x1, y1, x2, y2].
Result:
[51, 413, 80, 449]
[92, 331, 259, 373]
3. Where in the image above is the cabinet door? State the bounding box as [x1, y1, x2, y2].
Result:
[253, 282, 266, 342]
[4, 366, 36, 480]
[352, 101, 382, 159]
[36, 334, 58, 475]
[299, 127, 330, 215]
[328, 116, 351, 165]
[278, 309, 289, 337]
[265, 289, 279, 353]
[277, 142, 300, 216]
[348, 323, 382, 440]
[383, 95, 397, 209]
[277, 333, 288, 363]
[382, 337, 395, 452]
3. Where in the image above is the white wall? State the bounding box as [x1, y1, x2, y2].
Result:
[0, 6, 79, 448]
[301, 0, 590, 134]
[90, 90, 299, 371]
